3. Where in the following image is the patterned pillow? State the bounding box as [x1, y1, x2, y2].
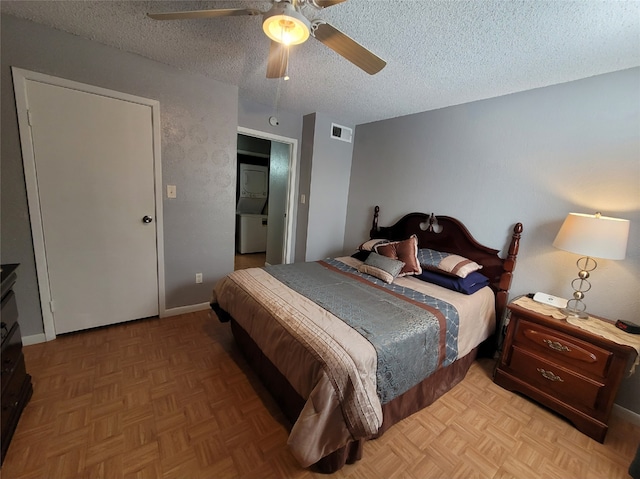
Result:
[374, 234, 422, 277]
[357, 253, 405, 284]
[358, 239, 390, 252]
[417, 248, 482, 278]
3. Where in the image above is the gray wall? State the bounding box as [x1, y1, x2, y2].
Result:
[344, 67, 640, 413]
[238, 96, 303, 144]
[295, 114, 316, 262]
[1, 14, 238, 335]
[304, 113, 355, 260]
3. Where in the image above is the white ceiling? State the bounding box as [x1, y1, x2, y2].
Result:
[2, 0, 639, 125]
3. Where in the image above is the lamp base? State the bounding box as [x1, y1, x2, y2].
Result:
[560, 307, 589, 319]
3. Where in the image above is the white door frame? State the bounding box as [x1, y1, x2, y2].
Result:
[12, 67, 166, 341]
[237, 127, 298, 264]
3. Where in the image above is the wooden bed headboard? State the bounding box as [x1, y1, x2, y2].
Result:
[369, 206, 523, 324]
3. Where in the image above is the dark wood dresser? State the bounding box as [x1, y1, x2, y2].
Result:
[1, 264, 33, 465]
[494, 302, 635, 443]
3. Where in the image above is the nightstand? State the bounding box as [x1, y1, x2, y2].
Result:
[493, 301, 636, 443]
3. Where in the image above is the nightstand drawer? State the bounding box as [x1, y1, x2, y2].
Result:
[0, 356, 26, 433]
[509, 346, 604, 411]
[1, 323, 22, 393]
[514, 319, 612, 378]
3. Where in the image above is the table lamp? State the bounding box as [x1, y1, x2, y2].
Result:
[552, 212, 630, 319]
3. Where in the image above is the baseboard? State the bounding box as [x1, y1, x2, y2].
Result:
[21, 305, 211, 343]
[22, 333, 47, 346]
[613, 404, 640, 426]
[162, 302, 211, 317]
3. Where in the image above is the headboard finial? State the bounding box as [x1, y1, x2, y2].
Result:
[371, 206, 380, 236]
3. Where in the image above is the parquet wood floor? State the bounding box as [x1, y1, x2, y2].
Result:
[2, 310, 638, 478]
[235, 253, 266, 271]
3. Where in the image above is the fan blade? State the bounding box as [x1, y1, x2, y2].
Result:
[147, 8, 260, 21]
[313, 0, 349, 8]
[266, 41, 289, 79]
[312, 22, 386, 75]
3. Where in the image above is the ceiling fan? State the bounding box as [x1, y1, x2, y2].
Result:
[147, 0, 386, 79]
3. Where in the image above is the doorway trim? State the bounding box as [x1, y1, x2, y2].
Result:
[12, 67, 166, 341]
[237, 126, 297, 264]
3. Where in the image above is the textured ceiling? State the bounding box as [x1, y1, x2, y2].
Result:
[2, 0, 639, 125]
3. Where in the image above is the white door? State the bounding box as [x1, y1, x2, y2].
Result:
[23, 79, 159, 334]
[266, 141, 290, 265]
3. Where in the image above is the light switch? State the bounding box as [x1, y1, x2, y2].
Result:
[167, 185, 176, 198]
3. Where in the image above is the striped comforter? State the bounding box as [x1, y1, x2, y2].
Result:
[211, 257, 495, 466]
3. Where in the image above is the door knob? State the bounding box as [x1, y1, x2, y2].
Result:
[142, 215, 153, 224]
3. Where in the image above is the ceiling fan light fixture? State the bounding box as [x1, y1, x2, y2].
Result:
[262, 3, 310, 45]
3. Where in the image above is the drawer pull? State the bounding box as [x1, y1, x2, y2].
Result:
[537, 368, 564, 382]
[543, 339, 571, 352]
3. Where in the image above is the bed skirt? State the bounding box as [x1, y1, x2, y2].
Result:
[228, 317, 479, 473]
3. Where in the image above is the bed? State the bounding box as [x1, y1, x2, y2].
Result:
[211, 206, 523, 473]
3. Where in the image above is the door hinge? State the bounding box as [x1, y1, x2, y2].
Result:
[27, 110, 34, 126]
[49, 300, 55, 313]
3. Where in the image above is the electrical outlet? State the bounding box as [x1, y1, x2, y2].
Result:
[167, 185, 176, 198]
[195, 273, 203, 284]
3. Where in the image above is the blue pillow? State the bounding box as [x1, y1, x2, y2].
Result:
[416, 269, 490, 295]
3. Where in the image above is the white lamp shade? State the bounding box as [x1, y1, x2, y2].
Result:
[262, 3, 310, 45]
[553, 213, 630, 260]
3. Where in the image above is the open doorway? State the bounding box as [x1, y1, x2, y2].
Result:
[234, 128, 297, 270]
[235, 137, 268, 269]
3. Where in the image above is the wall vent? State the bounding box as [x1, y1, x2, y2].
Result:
[330, 123, 353, 143]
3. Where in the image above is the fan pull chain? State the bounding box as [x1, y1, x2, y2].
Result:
[272, 45, 290, 121]
[273, 74, 283, 120]
[284, 53, 290, 81]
